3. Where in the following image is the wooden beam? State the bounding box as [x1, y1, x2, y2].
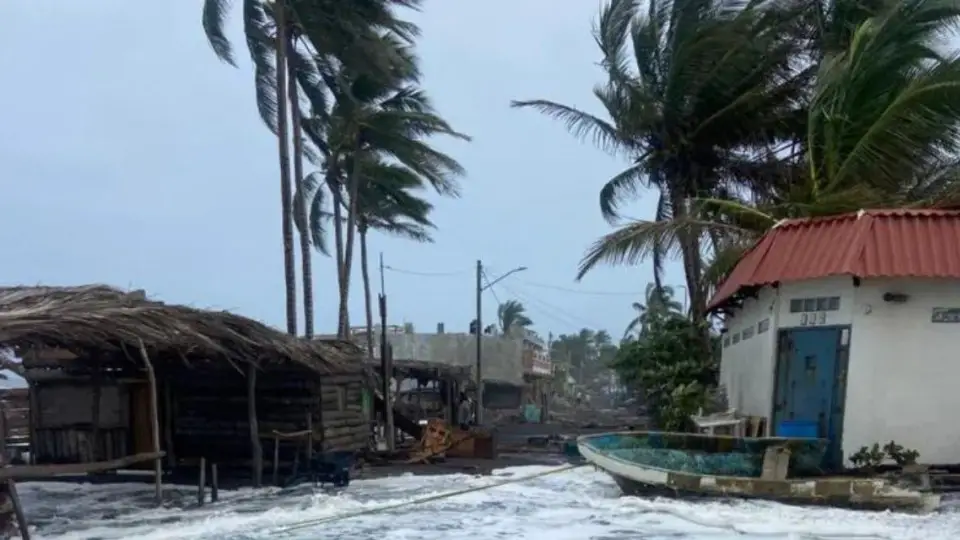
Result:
[247, 363, 263, 487]
[136, 339, 163, 503]
[0, 451, 165, 480]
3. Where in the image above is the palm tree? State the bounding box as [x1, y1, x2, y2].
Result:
[202, 0, 426, 337]
[623, 283, 683, 339]
[512, 0, 805, 320]
[590, 0, 960, 294]
[497, 300, 534, 336]
[356, 161, 436, 360]
[310, 63, 469, 337]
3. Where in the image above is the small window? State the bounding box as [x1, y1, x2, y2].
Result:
[723, 336, 731, 348]
[742, 326, 755, 340]
[732, 332, 741, 344]
[758, 318, 770, 333]
[816, 297, 830, 311]
[827, 296, 840, 311]
[803, 298, 817, 312]
[790, 299, 803, 313]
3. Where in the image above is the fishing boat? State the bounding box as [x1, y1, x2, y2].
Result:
[578, 431, 940, 512]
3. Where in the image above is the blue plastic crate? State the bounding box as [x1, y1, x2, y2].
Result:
[777, 420, 819, 439]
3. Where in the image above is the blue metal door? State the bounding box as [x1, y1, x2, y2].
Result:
[773, 327, 848, 470]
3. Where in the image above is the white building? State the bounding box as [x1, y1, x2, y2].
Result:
[712, 209, 960, 469]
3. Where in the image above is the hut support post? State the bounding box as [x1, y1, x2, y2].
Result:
[27, 384, 38, 465]
[90, 361, 101, 461]
[6, 480, 29, 540]
[162, 382, 176, 468]
[272, 435, 280, 486]
[306, 411, 313, 461]
[247, 363, 263, 487]
[211, 462, 219, 502]
[136, 339, 163, 503]
[197, 456, 206, 506]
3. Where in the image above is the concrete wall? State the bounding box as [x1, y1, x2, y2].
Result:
[384, 333, 524, 385]
[720, 276, 960, 465]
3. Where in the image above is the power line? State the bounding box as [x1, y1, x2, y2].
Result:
[516, 279, 647, 296]
[481, 271, 504, 308]
[382, 265, 469, 277]
[498, 281, 602, 330]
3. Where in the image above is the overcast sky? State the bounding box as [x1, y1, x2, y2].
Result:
[0, 0, 683, 340]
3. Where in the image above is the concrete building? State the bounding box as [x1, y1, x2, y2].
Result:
[711, 209, 960, 469]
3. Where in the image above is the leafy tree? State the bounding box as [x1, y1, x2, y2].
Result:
[497, 300, 534, 336]
[611, 314, 718, 430]
[623, 283, 684, 339]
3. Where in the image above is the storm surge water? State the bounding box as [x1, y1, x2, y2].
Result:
[19, 465, 960, 539]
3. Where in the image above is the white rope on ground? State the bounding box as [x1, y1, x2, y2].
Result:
[268, 463, 589, 534]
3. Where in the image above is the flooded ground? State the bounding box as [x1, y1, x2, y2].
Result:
[19, 465, 960, 539]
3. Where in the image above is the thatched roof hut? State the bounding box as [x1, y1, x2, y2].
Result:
[0, 284, 360, 374]
[0, 285, 370, 484]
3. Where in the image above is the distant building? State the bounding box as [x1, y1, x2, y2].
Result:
[520, 329, 552, 377]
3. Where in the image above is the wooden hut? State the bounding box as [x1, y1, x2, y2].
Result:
[0, 285, 369, 486]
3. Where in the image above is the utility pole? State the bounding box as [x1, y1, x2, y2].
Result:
[474, 261, 529, 426]
[475, 259, 484, 424]
[378, 253, 394, 451]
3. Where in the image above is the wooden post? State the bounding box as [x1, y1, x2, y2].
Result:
[247, 362, 262, 487]
[90, 360, 102, 461]
[210, 463, 219, 503]
[136, 339, 163, 503]
[272, 435, 280, 486]
[26, 384, 38, 465]
[162, 382, 176, 469]
[306, 411, 313, 461]
[197, 456, 206, 506]
[7, 480, 29, 540]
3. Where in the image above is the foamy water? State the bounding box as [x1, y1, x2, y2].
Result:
[18, 466, 960, 539]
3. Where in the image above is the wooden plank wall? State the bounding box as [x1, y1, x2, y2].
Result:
[31, 383, 131, 463]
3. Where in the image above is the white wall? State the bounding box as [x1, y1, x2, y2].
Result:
[845, 278, 960, 465]
[719, 287, 777, 421]
[719, 276, 960, 465]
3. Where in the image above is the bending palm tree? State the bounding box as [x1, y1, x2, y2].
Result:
[497, 300, 534, 336]
[595, 0, 960, 294]
[314, 67, 469, 337]
[513, 0, 805, 320]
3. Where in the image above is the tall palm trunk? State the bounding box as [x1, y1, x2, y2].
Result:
[338, 152, 362, 337]
[287, 33, 313, 339]
[359, 223, 375, 362]
[275, 1, 297, 336]
[327, 170, 348, 338]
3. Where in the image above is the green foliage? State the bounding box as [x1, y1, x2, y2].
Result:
[611, 314, 718, 431]
[849, 441, 920, 470]
[515, 0, 960, 319]
[497, 300, 533, 335]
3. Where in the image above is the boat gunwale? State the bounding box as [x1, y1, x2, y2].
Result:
[576, 430, 831, 485]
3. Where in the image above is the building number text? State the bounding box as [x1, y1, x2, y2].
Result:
[799, 312, 827, 326]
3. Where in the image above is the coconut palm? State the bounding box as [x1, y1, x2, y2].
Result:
[623, 283, 684, 339]
[356, 161, 436, 360]
[497, 300, 534, 336]
[588, 0, 960, 297]
[310, 65, 469, 337]
[202, 0, 425, 337]
[512, 0, 806, 320]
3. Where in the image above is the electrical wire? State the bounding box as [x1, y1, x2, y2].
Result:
[382, 265, 469, 277]
[498, 281, 605, 330]
[516, 280, 648, 296]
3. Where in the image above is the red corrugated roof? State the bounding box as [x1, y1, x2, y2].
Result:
[707, 209, 960, 310]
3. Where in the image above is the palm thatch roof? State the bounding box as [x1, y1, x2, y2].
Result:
[0, 285, 361, 375]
